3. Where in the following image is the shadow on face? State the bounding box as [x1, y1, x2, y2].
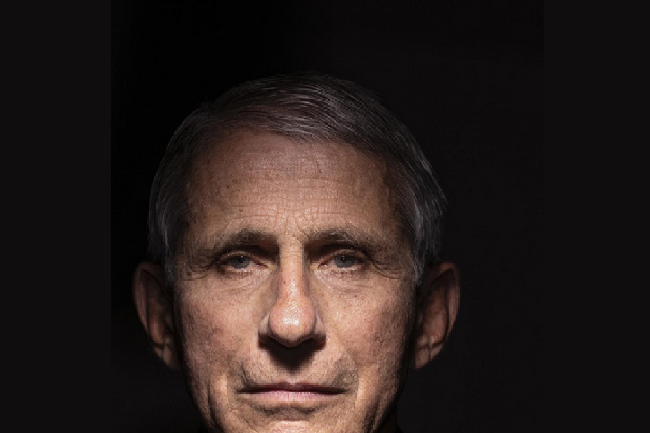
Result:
[133, 130, 459, 433]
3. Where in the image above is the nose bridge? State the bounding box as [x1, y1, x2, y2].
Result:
[263, 246, 323, 348]
[280, 252, 309, 297]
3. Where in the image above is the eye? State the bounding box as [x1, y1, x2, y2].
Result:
[332, 254, 359, 268]
[225, 255, 252, 269]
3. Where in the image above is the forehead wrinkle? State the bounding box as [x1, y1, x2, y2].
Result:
[212, 178, 380, 205]
[208, 139, 327, 182]
[189, 133, 392, 210]
[200, 132, 388, 182]
[186, 202, 280, 240]
[191, 178, 367, 218]
[182, 130, 404, 257]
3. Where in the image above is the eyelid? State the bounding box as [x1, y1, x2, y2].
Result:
[215, 250, 266, 272]
[315, 242, 367, 256]
[319, 248, 368, 269]
[215, 243, 273, 261]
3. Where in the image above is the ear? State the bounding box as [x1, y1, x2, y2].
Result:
[132, 261, 181, 369]
[411, 262, 460, 369]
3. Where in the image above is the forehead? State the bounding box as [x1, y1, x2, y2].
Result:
[192, 129, 383, 183]
[183, 129, 400, 243]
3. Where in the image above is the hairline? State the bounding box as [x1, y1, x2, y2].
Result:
[147, 73, 445, 289]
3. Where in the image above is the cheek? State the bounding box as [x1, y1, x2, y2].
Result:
[173, 289, 252, 397]
[328, 285, 415, 378]
[328, 292, 415, 424]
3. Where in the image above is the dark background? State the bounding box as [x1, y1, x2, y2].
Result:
[112, 1, 542, 432]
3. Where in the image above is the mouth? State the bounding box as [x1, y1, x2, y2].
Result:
[240, 382, 345, 406]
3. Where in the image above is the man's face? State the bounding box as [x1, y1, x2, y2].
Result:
[172, 130, 418, 433]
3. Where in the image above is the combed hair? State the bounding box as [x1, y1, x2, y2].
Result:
[148, 72, 446, 286]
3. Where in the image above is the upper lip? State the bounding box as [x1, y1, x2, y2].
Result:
[241, 382, 344, 394]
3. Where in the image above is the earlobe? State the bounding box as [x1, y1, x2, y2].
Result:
[132, 261, 182, 370]
[412, 262, 460, 369]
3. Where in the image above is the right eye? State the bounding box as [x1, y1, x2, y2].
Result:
[332, 254, 358, 268]
[224, 255, 252, 270]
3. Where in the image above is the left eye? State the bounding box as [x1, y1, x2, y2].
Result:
[332, 254, 357, 268]
[226, 255, 252, 269]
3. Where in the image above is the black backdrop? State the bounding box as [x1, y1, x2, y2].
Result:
[111, 2, 543, 432]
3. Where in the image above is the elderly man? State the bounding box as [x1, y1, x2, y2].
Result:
[133, 72, 460, 433]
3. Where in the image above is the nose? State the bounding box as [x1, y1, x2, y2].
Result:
[259, 262, 325, 348]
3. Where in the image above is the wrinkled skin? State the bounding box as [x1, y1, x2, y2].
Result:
[134, 129, 459, 433]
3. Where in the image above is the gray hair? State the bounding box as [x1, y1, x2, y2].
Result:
[147, 72, 446, 286]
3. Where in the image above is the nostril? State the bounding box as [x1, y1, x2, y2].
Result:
[260, 290, 325, 349]
[258, 266, 326, 350]
[268, 302, 316, 347]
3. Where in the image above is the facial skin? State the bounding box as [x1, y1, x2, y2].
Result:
[134, 129, 460, 433]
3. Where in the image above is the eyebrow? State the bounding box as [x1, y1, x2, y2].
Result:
[192, 228, 275, 257]
[188, 226, 392, 262]
[305, 227, 391, 254]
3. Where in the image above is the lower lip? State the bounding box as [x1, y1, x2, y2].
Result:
[244, 389, 340, 403]
[251, 389, 336, 401]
